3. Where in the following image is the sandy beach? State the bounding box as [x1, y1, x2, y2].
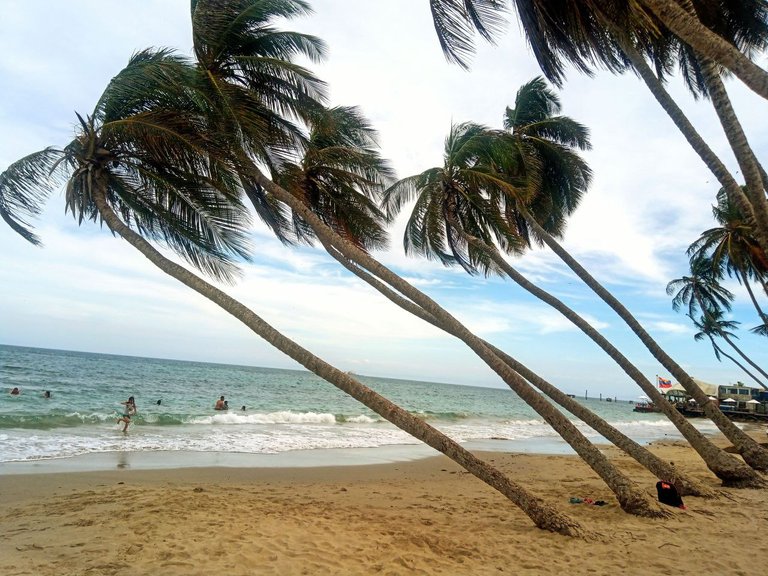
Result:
[2, 435, 767, 576]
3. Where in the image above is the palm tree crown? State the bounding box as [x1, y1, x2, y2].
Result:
[273, 105, 395, 252]
[500, 76, 591, 246]
[190, 0, 328, 243]
[1, 49, 252, 282]
[382, 121, 520, 275]
[667, 255, 735, 320]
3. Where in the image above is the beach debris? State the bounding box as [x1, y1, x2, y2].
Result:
[568, 497, 607, 506]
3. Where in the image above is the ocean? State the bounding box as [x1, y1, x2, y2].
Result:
[0, 344, 718, 470]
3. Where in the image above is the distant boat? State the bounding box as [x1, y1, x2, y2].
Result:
[633, 402, 662, 413]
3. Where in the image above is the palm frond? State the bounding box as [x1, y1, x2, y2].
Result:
[0, 148, 67, 245]
[429, 0, 508, 69]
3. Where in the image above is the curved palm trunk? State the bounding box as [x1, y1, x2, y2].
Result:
[522, 211, 768, 474]
[619, 41, 768, 255]
[699, 59, 768, 240]
[740, 270, 768, 328]
[707, 334, 766, 389]
[90, 188, 584, 537]
[327, 247, 712, 497]
[637, 0, 768, 101]
[720, 333, 768, 384]
[455, 226, 760, 486]
[249, 169, 667, 517]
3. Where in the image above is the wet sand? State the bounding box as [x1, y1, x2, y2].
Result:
[1, 435, 767, 575]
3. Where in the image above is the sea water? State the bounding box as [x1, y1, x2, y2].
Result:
[0, 344, 718, 468]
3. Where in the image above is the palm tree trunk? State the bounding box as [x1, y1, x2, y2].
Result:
[720, 333, 768, 383]
[619, 40, 768, 255]
[249, 168, 668, 516]
[327, 247, 712, 497]
[699, 59, 768, 240]
[707, 335, 767, 389]
[90, 187, 584, 536]
[637, 0, 768, 101]
[455, 224, 761, 486]
[740, 270, 768, 328]
[521, 209, 768, 474]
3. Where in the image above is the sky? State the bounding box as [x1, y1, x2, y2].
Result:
[0, 0, 766, 399]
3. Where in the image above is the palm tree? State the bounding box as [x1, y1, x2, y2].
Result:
[267, 87, 704, 496]
[187, 0, 767, 481]
[692, 312, 767, 389]
[668, 257, 768, 385]
[0, 49, 586, 538]
[688, 188, 768, 330]
[667, 0, 768, 264]
[383, 108, 757, 486]
[497, 77, 767, 480]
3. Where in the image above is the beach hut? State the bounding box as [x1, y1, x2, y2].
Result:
[661, 379, 718, 404]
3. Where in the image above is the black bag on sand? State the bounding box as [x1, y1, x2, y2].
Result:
[656, 480, 685, 508]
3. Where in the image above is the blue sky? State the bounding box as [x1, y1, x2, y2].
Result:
[1, 0, 766, 399]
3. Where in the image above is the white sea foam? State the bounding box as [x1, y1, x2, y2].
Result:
[189, 411, 338, 425]
[1, 345, 737, 465]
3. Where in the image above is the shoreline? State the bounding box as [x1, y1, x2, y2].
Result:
[0, 436, 588, 475]
[2, 434, 767, 575]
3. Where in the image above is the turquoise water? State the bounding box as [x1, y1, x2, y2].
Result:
[0, 344, 716, 465]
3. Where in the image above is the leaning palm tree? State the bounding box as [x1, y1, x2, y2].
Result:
[277, 97, 708, 497]
[0, 49, 585, 537]
[668, 257, 768, 384]
[496, 77, 768, 477]
[663, 0, 768, 266]
[692, 313, 767, 389]
[688, 188, 768, 330]
[384, 117, 758, 486]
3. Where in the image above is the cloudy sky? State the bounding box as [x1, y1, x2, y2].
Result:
[1, 0, 765, 398]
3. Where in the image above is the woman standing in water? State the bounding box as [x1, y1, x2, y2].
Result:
[117, 396, 137, 433]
